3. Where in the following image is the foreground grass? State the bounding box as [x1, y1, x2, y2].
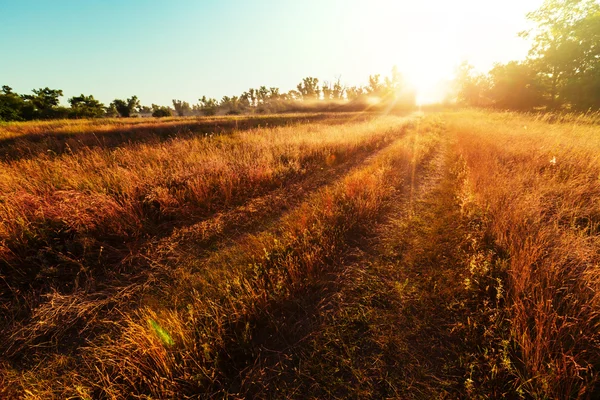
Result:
[0, 114, 404, 297]
[448, 110, 600, 398]
[0, 113, 419, 398]
[2, 110, 600, 398]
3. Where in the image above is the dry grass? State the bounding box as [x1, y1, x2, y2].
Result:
[0, 114, 406, 295]
[2, 110, 600, 398]
[448, 109, 600, 398]
[0, 112, 421, 398]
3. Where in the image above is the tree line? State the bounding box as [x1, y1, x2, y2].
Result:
[0, 68, 415, 122]
[455, 0, 600, 111]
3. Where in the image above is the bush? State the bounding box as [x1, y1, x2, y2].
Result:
[152, 107, 172, 118]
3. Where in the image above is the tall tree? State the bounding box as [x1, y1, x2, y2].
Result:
[521, 0, 600, 108]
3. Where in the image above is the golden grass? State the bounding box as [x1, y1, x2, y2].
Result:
[2, 110, 600, 398]
[0, 113, 420, 398]
[447, 109, 600, 398]
[0, 116, 406, 274]
[0, 113, 353, 140]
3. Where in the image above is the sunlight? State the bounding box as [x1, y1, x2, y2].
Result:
[405, 67, 451, 105]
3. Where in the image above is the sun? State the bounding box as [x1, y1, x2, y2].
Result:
[404, 65, 454, 106]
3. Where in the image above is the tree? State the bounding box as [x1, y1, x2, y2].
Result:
[137, 105, 153, 114]
[21, 87, 65, 119]
[0, 85, 25, 121]
[332, 78, 345, 100]
[257, 86, 269, 105]
[297, 77, 320, 101]
[383, 66, 403, 97]
[247, 88, 257, 107]
[198, 96, 218, 116]
[454, 62, 490, 107]
[487, 62, 543, 110]
[286, 90, 302, 101]
[367, 74, 384, 95]
[152, 104, 172, 118]
[521, 0, 600, 108]
[346, 86, 365, 101]
[322, 81, 332, 100]
[220, 96, 242, 114]
[172, 99, 191, 117]
[111, 96, 140, 117]
[68, 94, 105, 118]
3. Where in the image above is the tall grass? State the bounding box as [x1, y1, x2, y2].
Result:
[448, 109, 600, 398]
[0, 116, 409, 295]
[0, 113, 422, 398]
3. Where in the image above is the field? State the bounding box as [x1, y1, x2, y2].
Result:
[1, 110, 599, 399]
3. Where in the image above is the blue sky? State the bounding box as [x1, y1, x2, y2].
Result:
[0, 0, 544, 106]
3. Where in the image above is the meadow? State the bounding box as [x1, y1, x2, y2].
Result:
[0, 110, 599, 399]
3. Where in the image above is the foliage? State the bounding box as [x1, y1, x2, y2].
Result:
[111, 96, 140, 117]
[171, 99, 190, 117]
[297, 77, 320, 100]
[0, 85, 25, 121]
[68, 94, 105, 118]
[151, 104, 172, 118]
[455, 0, 600, 111]
[197, 95, 219, 116]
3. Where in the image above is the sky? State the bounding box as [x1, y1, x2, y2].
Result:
[0, 0, 545, 106]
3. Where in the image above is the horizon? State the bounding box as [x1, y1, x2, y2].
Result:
[1, 0, 543, 107]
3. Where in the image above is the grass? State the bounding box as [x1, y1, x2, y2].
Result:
[1, 110, 600, 398]
[448, 109, 600, 398]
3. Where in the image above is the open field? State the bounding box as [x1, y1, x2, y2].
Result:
[1, 110, 599, 398]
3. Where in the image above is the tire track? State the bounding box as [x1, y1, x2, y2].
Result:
[266, 132, 480, 398]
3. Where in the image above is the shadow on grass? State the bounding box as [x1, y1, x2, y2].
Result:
[0, 113, 363, 161]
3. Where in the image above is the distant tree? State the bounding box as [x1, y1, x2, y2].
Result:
[367, 74, 383, 95]
[332, 78, 345, 100]
[247, 88, 257, 107]
[172, 99, 191, 117]
[220, 95, 242, 114]
[346, 86, 365, 101]
[21, 87, 65, 119]
[454, 62, 490, 106]
[111, 96, 140, 117]
[269, 87, 280, 100]
[257, 86, 269, 105]
[297, 77, 320, 101]
[286, 90, 302, 101]
[383, 66, 403, 97]
[0, 85, 25, 121]
[151, 104, 172, 117]
[104, 103, 118, 117]
[198, 96, 218, 116]
[137, 105, 153, 114]
[322, 81, 332, 100]
[68, 94, 105, 118]
[487, 62, 543, 110]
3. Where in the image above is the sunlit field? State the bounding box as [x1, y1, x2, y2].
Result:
[0, 109, 598, 398]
